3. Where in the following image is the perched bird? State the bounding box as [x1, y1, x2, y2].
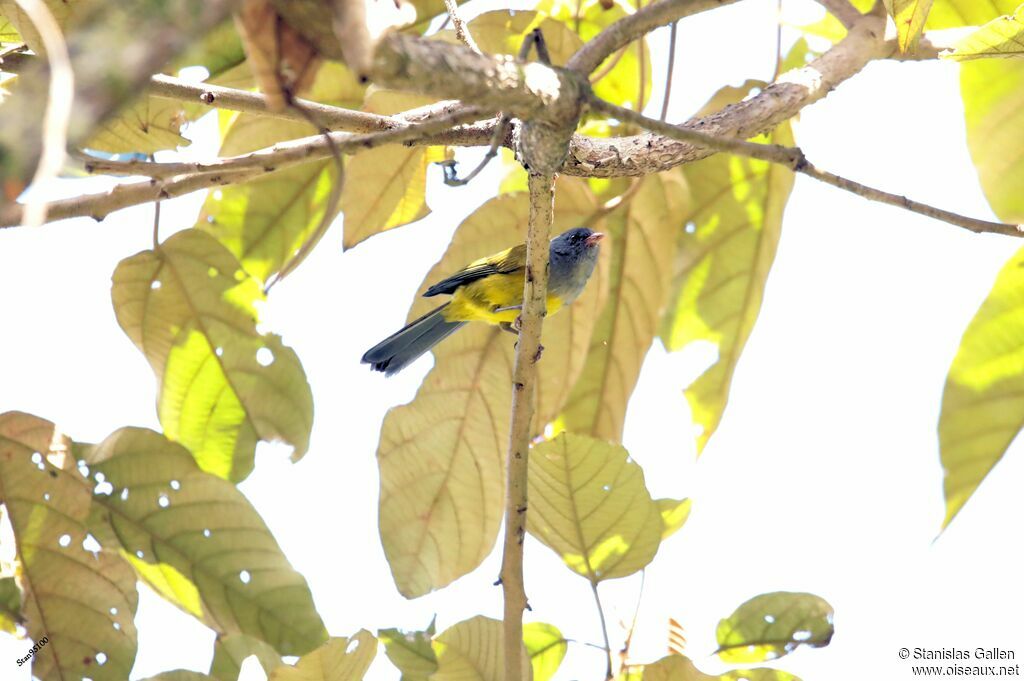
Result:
[363, 226, 605, 375]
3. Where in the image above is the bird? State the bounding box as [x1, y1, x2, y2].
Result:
[362, 226, 605, 376]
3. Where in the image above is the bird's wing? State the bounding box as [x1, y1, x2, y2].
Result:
[423, 243, 527, 297]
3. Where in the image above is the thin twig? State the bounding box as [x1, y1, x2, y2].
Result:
[152, 194, 161, 249]
[590, 580, 614, 680]
[500, 172, 554, 681]
[12, 0, 73, 227]
[660, 23, 678, 121]
[636, 0, 646, 113]
[619, 570, 646, 669]
[443, 0, 482, 53]
[771, 0, 784, 83]
[589, 94, 1024, 237]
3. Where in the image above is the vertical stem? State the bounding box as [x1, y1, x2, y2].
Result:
[590, 580, 613, 680]
[501, 171, 554, 681]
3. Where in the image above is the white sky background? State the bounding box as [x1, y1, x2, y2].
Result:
[2, 0, 1024, 679]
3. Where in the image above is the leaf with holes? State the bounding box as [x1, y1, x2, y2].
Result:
[211, 633, 283, 681]
[660, 83, 795, 454]
[938, 246, 1024, 526]
[85, 427, 327, 655]
[111, 229, 313, 482]
[716, 592, 834, 663]
[379, 619, 437, 681]
[642, 654, 800, 681]
[884, 0, 935, 52]
[523, 622, 567, 681]
[377, 179, 606, 597]
[946, 5, 1024, 59]
[270, 630, 376, 681]
[432, 616, 529, 681]
[560, 171, 685, 443]
[528, 432, 664, 581]
[657, 497, 692, 541]
[0, 411, 139, 681]
[961, 49, 1024, 222]
[538, 0, 651, 108]
[199, 62, 364, 282]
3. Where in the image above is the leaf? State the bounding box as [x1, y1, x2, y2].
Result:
[86, 97, 189, 153]
[0, 1, 77, 53]
[715, 592, 834, 663]
[211, 633, 283, 681]
[0, 411, 139, 681]
[528, 432, 664, 581]
[379, 621, 437, 681]
[457, 10, 582, 64]
[539, 0, 652, 108]
[884, 0, 934, 52]
[927, 0, 1020, 28]
[0, 15, 21, 43]
[660, 84, 795, 453]
[86, 427, 327, 655]
[656, 497, 691, 540]
[432, 616, 529, 681]
[961, 56, 1024, 222]
[937, 246, 1024, 525]
[141, 672, 219, 681]
[199, 62, 364, 282]
[561, 171, 685, 442]
[946, 5, 1024, 58]
[377, 179, 606, 597]
[0, 575, 20, 633]
[641, 654, 800, 681]
[523, 622, 567, 681]
[270, 630, 377, 681]
[111, 229, 314, 482]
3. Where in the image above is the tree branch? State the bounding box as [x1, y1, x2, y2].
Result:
[443, 0, 482, 54]
[815, 0, 862, 28]
[591, 95, 1024, 237]
[590, 581, 613, 680]
[0, 106, 488, 227]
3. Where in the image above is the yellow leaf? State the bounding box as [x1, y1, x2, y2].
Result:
[715, 592, 833, 663]
[657, 497, 691, 540]
[432, 616, 529, 681]
[661, 84, 795, 453]
[939, 246, 1024, 526]
[458, 10, 582, 64]
[0, 411, 138, 681]
[961, 56, 1024, 223]
[640, 654, 800, 681]
[946, 5, 1024, 59]
[377, 179, 605, 597]
[528, 432, 664, 581]
[271, 630, 377, 681]
[111, 229, 313, 482]
[927, 0, 1020, 28]
[561, 171, 685, 442]
[88, 427, 327, 655]
[884, 0, 935, 52]
[523, 622, 567, 681]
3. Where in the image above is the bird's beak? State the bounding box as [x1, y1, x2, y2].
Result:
[585, 232, 605, 246]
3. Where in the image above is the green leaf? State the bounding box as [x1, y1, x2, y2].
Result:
[946, 5, 1024, 59]
[0, 575, 20, 633]
[656, 498, 692, 540]
[111, 229, 314, 482]
[884, 0, 935, 52]
[715, 592, 834, 663]
[561, 171, 686, 442]
[377, 179, 605, 597]
[270, 630, 377, 681]
[211, 633, 283, 681]
[528, 432, 664, 581]
[199, 62, 364, 281]
[432, 616, 529, 681]
[539, 0, 652, 108]
[938, 246, 1024, 526]
[0, 411, 138, 681]
[86, 427, 327, 655]
[523, 622, 567, 681]
[660, 83, 795, 453]
[961, 56, 1024, 222]
[379, 621, 438, 681]
[641, 654, 800, 681]
[141, 673, 219, 681]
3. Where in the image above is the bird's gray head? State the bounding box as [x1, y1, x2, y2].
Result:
[548, 226, 604, 303]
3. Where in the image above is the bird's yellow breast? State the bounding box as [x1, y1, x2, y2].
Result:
[441, 273, 564, 324]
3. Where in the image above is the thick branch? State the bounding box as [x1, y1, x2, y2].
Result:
[595, 97, 1024, 237]
[567, 0, 744, 75]
[0, 107, 488, 227]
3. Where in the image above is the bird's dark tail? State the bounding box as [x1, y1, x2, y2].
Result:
[361, 303, 465, 376]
